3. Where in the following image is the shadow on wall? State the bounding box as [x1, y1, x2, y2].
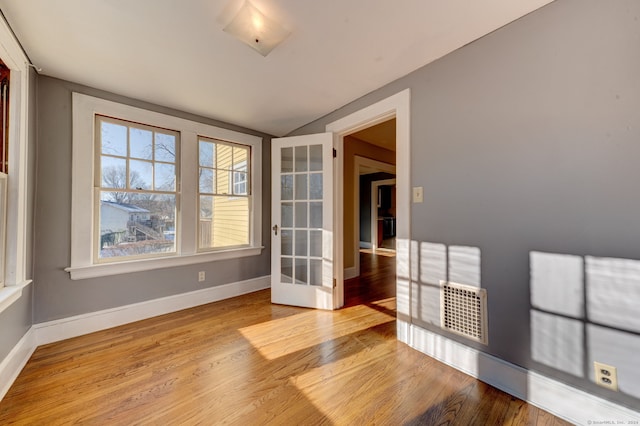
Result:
[530, 251, 640, 400]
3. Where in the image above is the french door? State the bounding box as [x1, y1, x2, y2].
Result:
[271, 133, 335, 309]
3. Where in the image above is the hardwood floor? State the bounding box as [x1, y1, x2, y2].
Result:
[1, 256, 571, 425]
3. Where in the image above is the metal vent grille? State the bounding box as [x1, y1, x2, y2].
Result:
[440, 281, 488, 345]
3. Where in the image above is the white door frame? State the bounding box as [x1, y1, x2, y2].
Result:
[351, 156, 395, 279]
[371, 178, 396, 252]
[326, 89, 411, 310]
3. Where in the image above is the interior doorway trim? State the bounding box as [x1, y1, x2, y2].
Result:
[326, 89, 411, 310]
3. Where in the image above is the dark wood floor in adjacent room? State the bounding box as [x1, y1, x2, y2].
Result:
[0, 252, 570, 425]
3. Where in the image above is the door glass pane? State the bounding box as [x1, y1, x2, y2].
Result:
[295, 229, 307, 256]
[281, 202, 293, 228]
[281, 147, 293, 173]
[281, 175, 293, 200]
[295, 174, 307, 200]
[295, 258, 308, 284]
[295, 202, 307, 228]
[309, 173, 322, 200]
[309, 202, 322, 228]
[281, 230, 292, 256]
[295, 146, 308, 172]
[310, 259, 322, 286]
[310, 230, 322, 257]
[309, 145, 322, 171]
[281, 257, 293, 284]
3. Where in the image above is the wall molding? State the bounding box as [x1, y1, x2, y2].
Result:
[0, 327, 36, 401]
[34, 276, 270, 346]
[344, 267, 358, 280]
[0, 276, 270, 402]
[397, 320, 640, 424]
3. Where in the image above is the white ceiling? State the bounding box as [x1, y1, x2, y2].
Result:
[0, 0, 554, 136]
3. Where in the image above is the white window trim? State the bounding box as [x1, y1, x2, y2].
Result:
[67, 93, 263, 280]
[0, 15, 32, 314]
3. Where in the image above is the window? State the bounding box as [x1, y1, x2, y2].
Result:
[96, 116, 179, 261]
[0, 18, 32, 310]
[0, 60, 8, 288]
[68, 93, 263, 280]
[198, 137, 251, 250]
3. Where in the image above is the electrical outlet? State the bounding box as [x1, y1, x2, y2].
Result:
[594, 361, 618, 391]
[198, 271, 206, 282]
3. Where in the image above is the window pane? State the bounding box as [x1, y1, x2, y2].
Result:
[295, 229, 307, 256]
[200, 195, 213, 219]
[130, 160, 152, 190]
[217, 144, 233, 170]
[199, 168, 214, 194]
[101, 156, 127, 188]
[309, 145, 322, 171]
[217, 169, 230, 194]
[98, 191, 176, 259]
[310, 202, 322, 228]
[310, 230, 322, 257]
[281, 147, 293, 173]
[295, 202, 307, 228]
[282, 257, 293, 284]
[309, 173, 322, 200]
[295, 174, 307, 200]
[281, 175, 293, 200]
[199, 195, 213, 248]
[155, 133, 176, 163]
[310, 259, 322, 286]
[199, 196, 249, 249]
[295, 258, 307, 285]
[281, 202, 293, 228]
[233, 146, 249, 168]
[199, 140, 214, 168]
[281, 229, 292, 256]
[233, 172, 247, 195]
[295, 146, 307, 172]
[130, 127, 152, 160]
[101, 121, 127, 157]
[155, 163, 175, 191]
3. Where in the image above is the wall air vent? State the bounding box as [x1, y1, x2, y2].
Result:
[440, 281, 488, 345]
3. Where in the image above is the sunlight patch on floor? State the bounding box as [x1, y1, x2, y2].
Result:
[239, 304, 395, 360]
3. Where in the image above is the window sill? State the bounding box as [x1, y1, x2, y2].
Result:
[0, 280, 31, 315]
[65, 246, 264, 280]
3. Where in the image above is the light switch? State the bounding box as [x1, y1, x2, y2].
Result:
[413, 186, 424, 203]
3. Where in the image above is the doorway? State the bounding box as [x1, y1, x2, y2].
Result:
[342, 118, 397, 306]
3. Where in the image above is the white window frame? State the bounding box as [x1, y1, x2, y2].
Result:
[67, 93, 263, 280]
[0, 16, 32, 314]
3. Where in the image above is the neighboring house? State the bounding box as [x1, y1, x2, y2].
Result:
[100, 201, 151, 236]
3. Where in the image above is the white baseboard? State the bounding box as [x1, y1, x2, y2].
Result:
[344, 267, 358, 280]
[34, 276, 270, 346]
[0, 327, 36, 401]
[397, 320, 640, 425]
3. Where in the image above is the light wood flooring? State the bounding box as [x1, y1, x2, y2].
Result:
[0, 252, 570, 425]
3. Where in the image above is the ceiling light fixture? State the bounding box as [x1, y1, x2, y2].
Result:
[223, 1, 290, 57]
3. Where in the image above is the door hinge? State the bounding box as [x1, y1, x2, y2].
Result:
[333, 278, 337, 288]
[333, 148, 337, 158]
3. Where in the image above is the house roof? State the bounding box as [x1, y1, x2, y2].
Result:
[0, 0, 554, 136]
[101, 201, 149, 214]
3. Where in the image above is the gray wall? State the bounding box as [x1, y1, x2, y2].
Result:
[34, 76, 272, 323]
[0, 68, 37, 361]
[291, 0, 640, 409]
